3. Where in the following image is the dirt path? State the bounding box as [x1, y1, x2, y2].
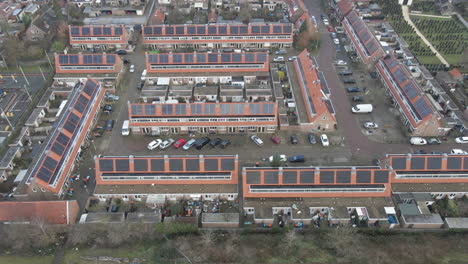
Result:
[402, 6, 450, 67]
[409, 12, 452, 19]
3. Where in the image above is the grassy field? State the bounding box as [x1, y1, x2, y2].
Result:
[0, 255, 54, 264]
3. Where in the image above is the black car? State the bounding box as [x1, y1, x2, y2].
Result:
[308, 133, 317, 144]
[195, 137, 211, 150]
[137, 83, 144, 90]
[413, 150, 427, 155]
[352, 96, 363, 102]
[103, 105, 114, 112]
[116, 50, 127, 55]
[220, 139, 231, 148]
[343, 79, 356, 84]
[347, 87, 361, 93]
[105, 119, 115, 131]
[123, 58, 130, 64]
[290, 135, 298, 144]
[210, 138, 222, 147]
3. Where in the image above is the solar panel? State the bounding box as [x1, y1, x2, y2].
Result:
[144, 104, 156, 115]
[56, 133, 70, 146]
[134, 159, 148, 171]
[233, 103, 244, 114]
[103, 27, 111, 35]
[173, 54, 182, 63]
[366, 41, 379, 55]
[359, 30, 371, 43]
[153, 26, 162, 35]
[82, 27, 90, 35]
[205, 159, 218, 171]
[93, 27, 102, 35]
[159, 54, 169, 63]
[261, 25, 270, 34]
[175, 104, 186, 115]
[114, 27, 123, 35]
[196, 54, 206, 63]
[218, 26, 227, 34]
[43, 156, 58, 171]
[300, 170, 314, 183]
[208, 26, 217, 35]
[392, 157, 406, 170]
[221, 53, 231, 63]
[71, 27, 80, 36]
[347, 11, 358, 24]
[232, 53, 242, 62]
[165, 26, 174, 34]
[162, 104, 173, 115]
[257, 53, 267, 62]
[131, 105, 143, 115]
[374, 171, 389, 183]
[197, 26, 205, 34]
[208, 53, 218, 63]
[115, 159, 129, 171]
[354, 20, 365, 32]
[252, 26, 260, 34]
[63, 120, 76, 133]
[249, 103, 260, 114]
[320, 171, 335, 183]
[175, 26, 184, 35]
[410, 157, 425, 170]
[220, 104, 230, 114]
[186, 159, 199, 171]
[263, 103, 274, 114]
[83, 80, 97, 97]
[184, 54, 194, 63]
[69, 55, 79, 64]
[68, 112, 80, 124]
[144, 27, 152, 35]
[240, 26, 248, 34]
[387, 58, 399, 69]
[245, 53, 255, 62]
[230, 26, 239, 34]
[93, 55, 102, 64]
[356, 170, 371, 183]
[336, 171, 351, 183]
[74, 102, 85, 114]
[187, 26, 195, 34]
[427, 157, 442, 170]
[169, 159, 183, 171]
[264, 171, 278, 184]
[283, 170, 297, 184]
[83, 55, 92, 64]
[283, 24, 292, 33]
[106, 55, 116, 64]
[150, 159, 164, 171]
[204, 104, 215, 115]
[447, 157, 461, 169]
[148, 54, 158, 63]
[36, 167, 52, 182]
[402, 81, 419, 100]
[413, 97, 433, 119]
[273, 25, 282, 34]
[51, 142, 65, 156]
[191, 104, 202, 114]
[99, 159, 114, 171]
[246, 171, 261, 184]
[393, 67, 408, 84]
[59, 55, 69, 64]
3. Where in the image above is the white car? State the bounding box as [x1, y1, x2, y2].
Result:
[333, 38, 340, 45]
[288, 56, 296, 61]
[269, 155, 287, 162]
[251, 135, 264, 146]
[451, 149, 468, 155]
[129, 64, 135, 73]
[320, 134, 329, 147]
[182, 139, 197, 150]
[335, 60, 347, 66]
[147, 139, 162, 150]
[455, 137, 468, 144]
[159, 138, 175, 149]
[363, 122, 378, 129]
[323, 19, 329, 25]
[273, 56, 284, 62]
[410, 137, 427, 145]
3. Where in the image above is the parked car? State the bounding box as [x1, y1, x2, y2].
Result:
[333, 38, 339, 45]
[413, 150, 427, 155]
[352, 96, 363, 102]
[335, 60, 347, 66]
[147, 139, 162, 150]
[116, 50, 127, 55]
[269, 155, 287, 162]
[289, 155, 305, 163]
[352, 104, 373, 113]
[343, 79, 356, 84]
[195, 137, 211, 150]
[339, 70, 353, 76]
[327, 25, 334, 32]
[182, 139, 197, 150]
[323, 18, 329, 25]
[410, 137, 427, 145]
[451, 149, 468, 154]
[290, 135, 298, 144]
[129, 64, 135, 73]
[220, 139, 231, 148]
[330, 32, 337, 38]
[94, 126, 104, 137]
[308, 133, 317, 144]
[251, 135, 264, 146]
[288, 56, 296, 61]
[174, 138, 186, 149]
[123, 58, 129, 64]
[137, 82, 144, 90]
[105, 119, 114, 131]
[273, 56, 285, 62]
[105, 93, 119, 101]
[210, 138, 222, 148]
[103, 104, 113, 112]
[159, 138, 175, 149]
[363, 122, 378, 129]
[320, 134, 329, 147]
[455, 137, 468, 144]
[427, 138, 441, 145]
[275, 49, 287, 55]
[271, 136, 281, 144]
[347, 87, 361, 93]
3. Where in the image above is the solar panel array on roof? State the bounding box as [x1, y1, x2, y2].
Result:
[208, 26, 216, 34]
[230, 26, 239, 34]
[252, 26, 260, 34]
[134, 159, 148, 171]
[162, 104, 173, 115]
[191, 104, 202, 114]
[187, 26, 195, 34]
[69, 55, 79, 64]
[221, 158, 235, 171]
[159, 54, 169, 63]
[63, 120, 76, 133]
[144, 27, 152, 35]
[283, 171, 297, 184]
[354, 20, 365, 33]
[359, 30, 371, 43]
[208, 53, 218, 63]
[153, 26, 162, 35]
[173, 54, 182, 63]
[233, 104, 244, 114]
[99, 159, 114, 171]
[131, 105, 143, 115]
[245, 53, 254, 62]
[232, 53, 242, 62]
[71, 27, 80, 36]
[204, 104, 215, 115]
[374, 171, 389, 183]
[257, 53, 267, 62]
[93, 55, 102, 64]
[175, 104, 186, 115]
[413, 97, 433, 119]
[176, 26, 184, 35]
[283, 25, 292, 33]
[220, 104, 230, 115]
[59, 55, 68, 64]
[263, 103, 274, 114]
[246, 171, 261, 184]
[106, 55, 116, 64]
[74, 101, 85, 114]
[411, 157, 425, 170]
[83, 79, 97, 96]
[166, 26, 174, 34]
[392, 157, 407, 170]
[300, 170, 314, 183]
[82, 27, 90, 35]
[336, 171, 351, 183]
[402, 81, 419, 100]
[184, 54, 194, 63]
[273, 25, 282, 34]
[114, 27, 123, 35]
[264, 171, 279, 184]
[427, 157, 442, 170]
[148, 54, 158, 63]
[205, 159, 218, 171]
[249, 104, 260, 114]
[320, 171, 335, 183]
[221, 53, 231, 63]
[386, 58, 399, 69]
[169, 159, 183, 171]
[116, 159, 129, 171]
[103, 27, 111, 35]
[151, 159, 164, 171]
[68, 112, 80, 124]
[56, 133, 69, 146]
[37, 167, 52, 182]
[197, 26, 205, 34]
[144, 104, 156, 115]
[240, 26, 248, 34]
[51, 142, 65, 156]
[185, 159, 199, 171]
[366, 40, 379, 55]
[356, 170, 371, 183]
[43, 156, 58, 171]
[393, 67, 408, 84]
[219, 26, 227, 34]
[347, 11, 359, 24]
[448, 157, 462, 169]
[197, 53, 206, 63]
[93, 27, 102, 35]
[261, 25, 270, 34]
[83, 55, 92, 64]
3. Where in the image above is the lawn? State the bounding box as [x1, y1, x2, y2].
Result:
[1, 64, 53, 74]
[0, 255, 54, 264]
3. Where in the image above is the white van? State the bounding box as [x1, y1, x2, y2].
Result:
[352, 104, 373, 113]
[121, 120, 130, 136]
[140, 69, 147, 81]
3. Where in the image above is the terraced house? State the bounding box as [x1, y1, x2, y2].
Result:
[142, 23, 293, 50]
[69, 25, 129, 50]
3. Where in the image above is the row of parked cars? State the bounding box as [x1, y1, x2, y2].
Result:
[251, 134, 330, 147]
[147, 137, 231, 151]
[410, 136, 468, 146]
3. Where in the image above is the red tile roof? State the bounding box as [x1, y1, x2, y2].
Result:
[208, 9, 217, 23]
[150, 8, 165, 25]
[337, 0, 354, 18]
[55, 53, 122, 74]
[69, 25, 125, 37]
[449, 68, 462, 80]
[0, 200, 79, 224]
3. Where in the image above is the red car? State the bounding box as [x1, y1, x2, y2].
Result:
[271, 136, 281, 144]
[328, 26, 334, 32]
[174, 139, 186, 149]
